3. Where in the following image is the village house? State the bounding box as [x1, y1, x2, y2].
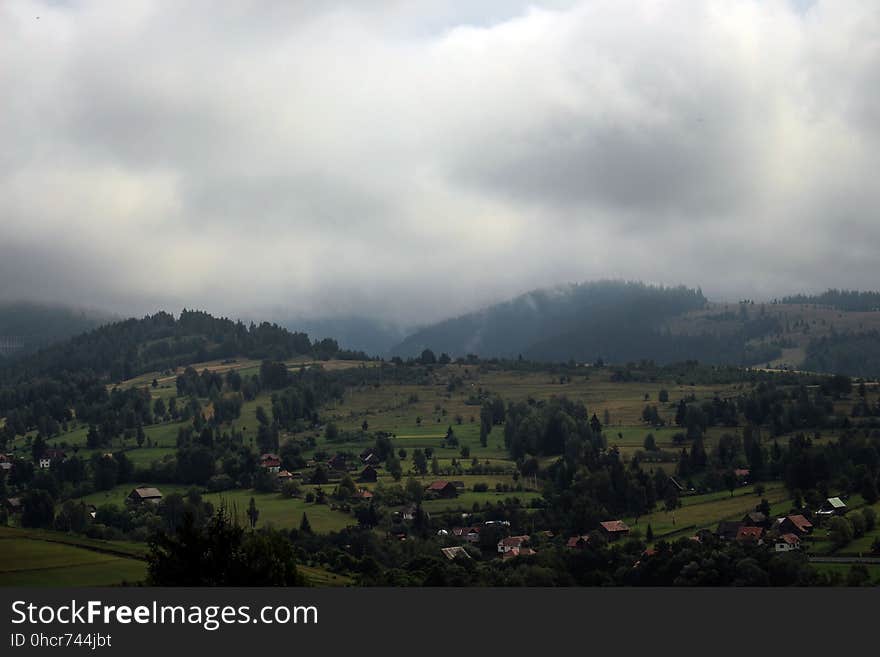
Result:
[355, 488, 374, 501]
[497, 535, 531, 554]
[327, 454, 347, 471]
[451, 526, 480, 543]
[501, 546, 536, 560]
[668, 476, 685, 493]
[277, 470, 293, 481]
[772, 514, 813, 536]
[774, 533, 801, 552]
[599, 520, 630, 541]
[359, 465, 378, 482]
[127, 486, 163, 505]
[260, 453, 281, 473]
[742, 511, 770, 528]
[361, 453, 380, 466]
[0, 454, 12, 472]
[566, 535, 591, 549]
[3, 497, 22, 514]
[818, 497, 847, 516]
[426, 480, 458, 498]
[37, 448, 66, 469]
[735, 526, 764, 544]
[716, 521, 743, 541]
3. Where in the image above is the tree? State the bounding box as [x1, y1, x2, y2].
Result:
[255, 406, 269, 426]
[299, 512, 312, 534]
[723, 470, 738, 498]
[420, 349, 437, 365]
[412, 449, 428, 475]
[136, 424, 146, 448]
[361, 420, 369, 432]
[387, 452, 403, 481]
[246, 497, 260, 529]
[147, 507, 304, 585]
[659, 389, 669, 403]
[405, 477, 424, 503]
[337, 473, 357, 500]
[646, 524, 654, 541]
[861, 475, 879, 505]
[153, 397, 166, 420]
[21, 489, 55, 528]
[828, 516, 854, 549]
[643, 434, 657, 452]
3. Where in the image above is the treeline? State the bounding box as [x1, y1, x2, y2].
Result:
[525, 323, 781, 366]
[780, 289, 880, 312]
[0, 309, 369, 384]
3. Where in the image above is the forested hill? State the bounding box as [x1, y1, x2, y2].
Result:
[390, 281, 738, 363]
[0, 309, 365, 383]
[780, 289, 880, 312]
[0, 302, 112, 358]
[390, 281, 880, 375]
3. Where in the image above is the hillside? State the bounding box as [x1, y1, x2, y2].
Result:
[390, 282, 880, 375]
[0, 309, 366, 384]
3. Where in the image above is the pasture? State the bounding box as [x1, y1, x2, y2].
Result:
[0, 527, 146, 587]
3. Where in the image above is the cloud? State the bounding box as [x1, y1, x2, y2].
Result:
[0, 0, 878, 325]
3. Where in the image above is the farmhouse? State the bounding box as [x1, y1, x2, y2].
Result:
[716, 521, 743, 541]
[668, 476, 685, 492]
[497, 535, 530, 554]
[128, 486, 163, 505]
[452, 526, 481, 543]
[599, 520, 630, 541]
[774, 533, 801, 552]
[327, 454, 347, 471]
[361, 453, 380, 466]
[773, 514, 813, 536]
[735, 526, 764, 544]
[501, 546, 536, 560]
[818, 497, 846, 516]
[426, 480, 458, 498]
[742, 511, 770, 528]
[38, 448, 67, 469]
[359, 465, 378, 482]
[566, 535, 591, 549]
[277, 470, 293, 481]
[260, 453, 281, 472]
[355, 488, 374, 501]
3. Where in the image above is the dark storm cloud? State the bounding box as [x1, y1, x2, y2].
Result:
[1, 0, 879, 325]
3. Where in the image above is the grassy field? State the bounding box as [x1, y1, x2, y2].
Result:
[202, 489, 353, 533]
[0, 527, 146, 586]
[632, 482, 790, 539]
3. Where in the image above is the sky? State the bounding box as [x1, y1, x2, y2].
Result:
[1, 0, 878, 327]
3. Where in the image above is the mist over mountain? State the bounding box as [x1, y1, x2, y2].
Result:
[0, 302, 114, 359]
[389, 281, 880, 374]
[279, 316, 408, 357]
[391, 281, 711, 361]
